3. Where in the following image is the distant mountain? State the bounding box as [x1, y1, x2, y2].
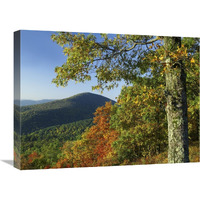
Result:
[14, 99, 56, 106]
[20, 92, 115, 134]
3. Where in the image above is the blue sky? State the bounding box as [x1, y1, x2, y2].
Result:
[20, 30, 125, 101]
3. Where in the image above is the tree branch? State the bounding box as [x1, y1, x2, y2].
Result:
[125, 36, 160, 51]
[95, 42, 116, 51]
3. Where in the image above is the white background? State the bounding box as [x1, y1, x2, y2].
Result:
[0, 0, 199, 199]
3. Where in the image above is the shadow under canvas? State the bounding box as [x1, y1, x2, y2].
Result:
[1, 160, 13, 166]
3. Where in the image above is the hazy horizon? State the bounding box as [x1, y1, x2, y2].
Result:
[15, 91, 117, 101]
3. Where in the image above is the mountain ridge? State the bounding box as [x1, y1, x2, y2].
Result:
[19, 92, 115, 135]
[14, 99, 56, 106]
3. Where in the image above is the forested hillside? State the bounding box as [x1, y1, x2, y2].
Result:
[15, 118, 93, 169]
[14, 93, 115, 169]
[20, 92, 115, 134]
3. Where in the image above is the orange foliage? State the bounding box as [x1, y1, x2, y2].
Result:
[56, 102, 119, 168]
[28, 151, 38, 163]
[86, 102, 119, 166]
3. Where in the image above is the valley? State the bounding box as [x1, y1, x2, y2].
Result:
[14, 92, 115, 169]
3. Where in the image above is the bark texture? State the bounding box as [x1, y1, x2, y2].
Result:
[164, 37, 189, 163]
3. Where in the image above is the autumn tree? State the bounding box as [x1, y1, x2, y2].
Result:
[111, 82, 168, 164]
[21, 151, 41, 169]
[51, 33, 199, 163]
[56, 102, 119, 167]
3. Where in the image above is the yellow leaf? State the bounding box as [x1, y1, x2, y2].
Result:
[159, 56, 164, 61]
[191, 57, 195, 63]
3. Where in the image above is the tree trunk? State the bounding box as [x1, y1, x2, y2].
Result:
[164, 37, 189, 163]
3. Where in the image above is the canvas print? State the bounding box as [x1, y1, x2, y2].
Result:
[14, 30, 199, 170]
